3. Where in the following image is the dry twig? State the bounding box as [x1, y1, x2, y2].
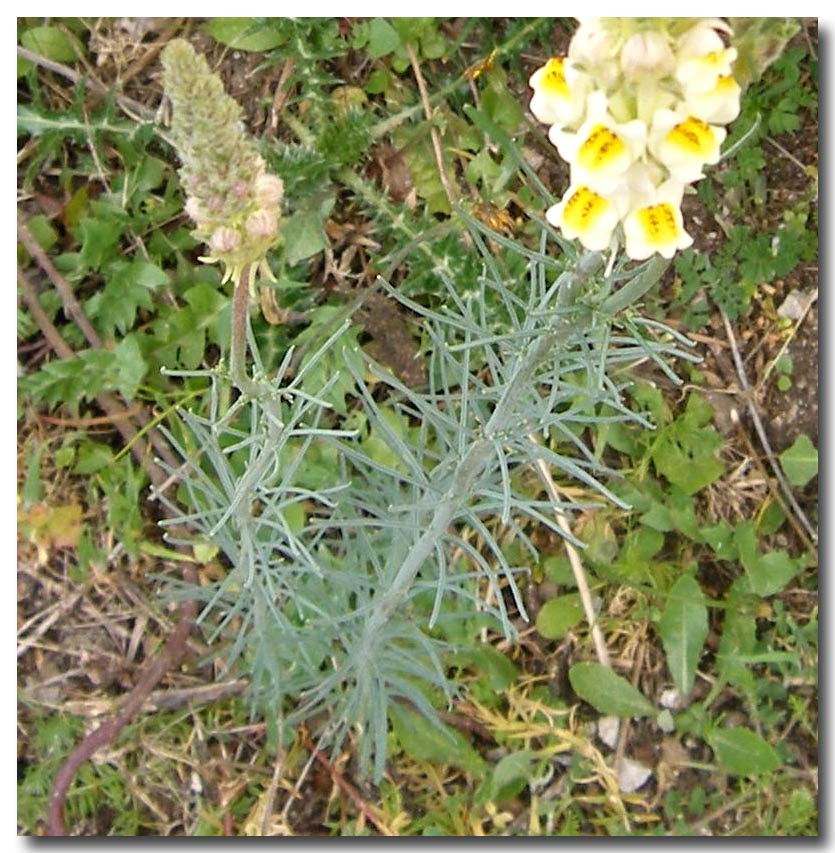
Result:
[719, 307, 818, 545]
[529, 434, 612, 668]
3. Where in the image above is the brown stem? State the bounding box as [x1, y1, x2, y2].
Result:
[17, 266, 177, 487]
[299, 733, 396, 837]
[230, 265, 253, 393]
[18, 219, 104, 349]
[47, 572, 198, 836]
[18, 230, 180, 470]
[406, 43, 457, 207]
[19, 262, 200, 833]
[16, 45, 155, 122]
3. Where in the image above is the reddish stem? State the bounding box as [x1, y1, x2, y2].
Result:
[46, 572, 198, 836]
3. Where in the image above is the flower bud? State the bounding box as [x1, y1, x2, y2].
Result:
[254, 174, 285, 209]
[245, 209, 278, 241]
[620, 31, 675, 82]
[230, 179, 250, 200]
[568, 18, 620, 87]
[184, 196, 203, 222]
[210, 226, 242, 254]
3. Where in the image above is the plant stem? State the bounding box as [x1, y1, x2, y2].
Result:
[719, 305, 818, 545]
[230, 264, 253, 394]
[357, 252, 605, 652]
[531, 444, 612, 668]
[599, 255, 669, 316]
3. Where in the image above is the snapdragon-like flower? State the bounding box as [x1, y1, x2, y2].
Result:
[547, 183, 628, 251]
[685, 74, 741, 124]
[550, 92, 647, 194]
[529, 57, 588, 128]
[529, 17, 743, 260]
[623, 179, 693, 260]
[649, 109, 727, 183]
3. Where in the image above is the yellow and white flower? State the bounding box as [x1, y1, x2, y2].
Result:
[649, 108, 726, 183]
[623, 180, 693, 260]
[550, 92, 647, 194]
[676, 18, 733, 60]
[528, 57, 589, 128]
[675, 21, 737, 97]
[546, 183, 628, 252]
[685, 74, 741, 124]
[528, 18, 748, 264]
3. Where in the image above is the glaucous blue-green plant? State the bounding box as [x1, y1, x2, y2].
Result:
[155, 20, 793, 779]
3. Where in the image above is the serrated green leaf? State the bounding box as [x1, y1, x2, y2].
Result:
[19, 349, 114, 409]
[21, 25, 81, 63]
[150, 282, 228, 370]
[779, 434, 818, 487]
[569, 662, 656, 718]
[22, 214, 59, 254]
[651, 415, 725, 495]
[681, 392, 715, 428]
[88, 259, 165, 337]
[708, 726, 781, 775]
[17, 105, 136, 138]
[73, 442, 114, 475]
[113, 333, 147, 400]
[75, 216, 124, 271]
[131, 155, 168, 194]
[615, 527, 664, 578]
[734, 520, 804, 596]
[390, 703, 486, 777]
[365, 18, 402, 59]
[205, 18, 285, 52]
[536, 593, 584, 640]
[283, 196, 335, 266]
[658, 575, 708, 695]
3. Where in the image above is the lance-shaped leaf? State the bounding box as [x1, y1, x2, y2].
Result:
[658, 574, 708, 695]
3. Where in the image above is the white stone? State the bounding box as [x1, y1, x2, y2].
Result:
[617, 757, 653, 793]
[597, 715, 620, 749]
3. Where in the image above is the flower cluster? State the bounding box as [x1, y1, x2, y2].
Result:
[161, 39, 283, 284]
[530, 18, 742, 260]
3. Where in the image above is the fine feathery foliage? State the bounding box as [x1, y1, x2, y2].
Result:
[155, 213, 696, 780]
